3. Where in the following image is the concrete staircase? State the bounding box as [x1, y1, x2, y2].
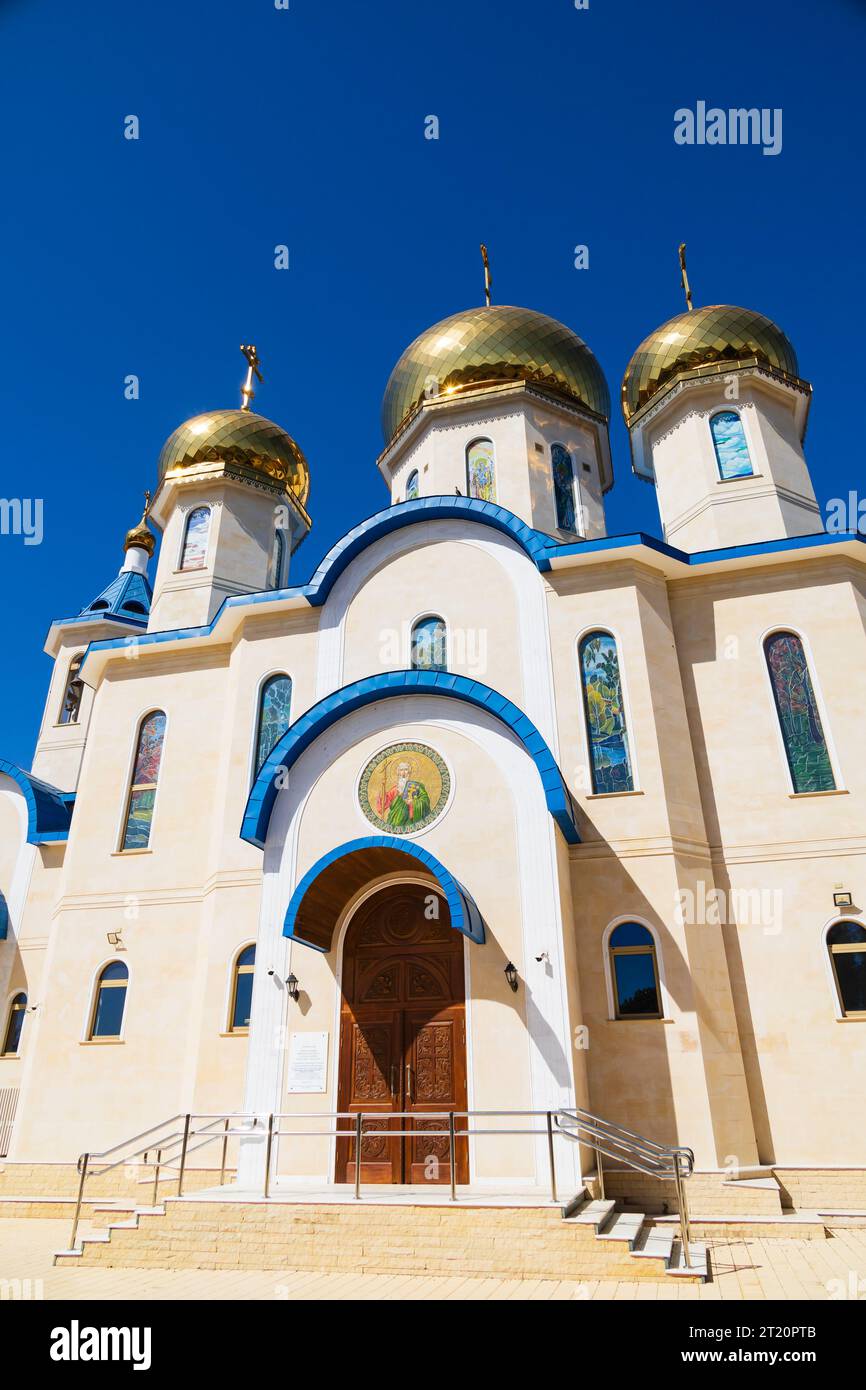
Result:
[54, 1189, 709, 1282]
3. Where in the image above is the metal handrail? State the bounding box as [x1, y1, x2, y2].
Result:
[66, 1104, 697, 1269]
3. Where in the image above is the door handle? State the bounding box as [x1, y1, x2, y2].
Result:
[390, 1064, 398, 1101]
[405, 1064, 415, 1104]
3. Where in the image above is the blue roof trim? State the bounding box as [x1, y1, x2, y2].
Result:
[0, 759, 74, 844]
[242, 670, 580, 850]
[284, 835, 486, 950]
[75, 500, 866, 682]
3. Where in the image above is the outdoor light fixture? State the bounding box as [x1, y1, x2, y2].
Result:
[106, 931, 124, 948]
[504, 961, 519, 993]
[286, 972, 300, 1002]
[833, 890, 853, 908]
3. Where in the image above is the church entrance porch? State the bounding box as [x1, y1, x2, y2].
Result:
[335, 882, 469, 1185]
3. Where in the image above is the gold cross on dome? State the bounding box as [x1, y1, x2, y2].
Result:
[240, 344, 264, 410]
[480, 243, 492, 308]
[678, 243, 694, 312]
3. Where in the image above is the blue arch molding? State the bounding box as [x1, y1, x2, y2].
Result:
[284, 836, 486, 951]
[0, 759, 74, 844]
[242, 670, 580, 851]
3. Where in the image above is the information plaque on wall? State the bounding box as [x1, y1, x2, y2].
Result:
[286, 1031, 329, 1094]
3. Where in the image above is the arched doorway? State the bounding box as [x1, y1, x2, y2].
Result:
[335, 880, 469, 1185]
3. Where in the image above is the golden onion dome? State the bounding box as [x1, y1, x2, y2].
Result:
[157, 408, 310, 507]
[382, 305, 610, 443]
[621, 304, 802, 426]
[124, 504, 156, 556]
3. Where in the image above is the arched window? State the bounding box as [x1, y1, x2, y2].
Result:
[827, 922, 866, 1019]
[180, 506, 211, 570]
[0, 891, 8, 941]
[58, 654, 84, 725]
[609, 924, 661, 1019]
[406, 469, 419, 501]
[579, 631, 634, 794]
[120, 711, 166, 851]
[466, 438, 496, 502]
[88, 963, 128, 1040]
[255, 675, 292, 773]
[711, 410, 753, 480]
[269, 529, 287, 589]
[411, 616, 447, 672]
[764, 632, 835, 793]
[552, 444, 578, 531]
[229, 945, 255, 1032]
[2, 994, 26, 1055]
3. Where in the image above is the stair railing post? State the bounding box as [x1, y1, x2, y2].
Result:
[448, 1113, 457, 1202]
[546, 1111, 558, 1205]
[597, 1147, 605, 1201]
[674, 1154, 693, 1270]
[219, 1117, 230, 1186]
[263, 1114, 275, 1199]
[151, 1149, 162, 1207]
[354, 1113, 363, 1200]
[69, 1154, 88, 1252]
[177, 1114, 191, 1197]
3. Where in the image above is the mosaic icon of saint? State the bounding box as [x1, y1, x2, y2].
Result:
[376, 757, 432, 827]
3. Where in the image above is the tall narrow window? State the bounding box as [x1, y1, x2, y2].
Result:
[59, 654, 84, 725]
[711, 411, 753, 480]
[827, 922, 866, 1019]
[406, 469, 419, 500]
[466, 439, 496, 502]
[121, 711, 166, 851]
[229, 945, 255, 1032]
[2, 994, 26, 1055]
[411, 616, 447, 672]
[609, 924, 661, 1018]
[579, 632, 634, 794]
[764, 632, 835, 793]
[269, 529, 286, 589]
[180, 506, 211, 570]
[0, 891, 8, 941]
[88, 963, 128, 1040]
[552, 444, 578, 531]
[256, 675, 292, 773]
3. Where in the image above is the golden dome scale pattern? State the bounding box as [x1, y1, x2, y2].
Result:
[621, 305, 802, 426]
[382, 305, 611, 443]
[158, 409, 310, 507]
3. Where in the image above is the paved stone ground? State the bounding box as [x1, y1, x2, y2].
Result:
[1, 1218, 864, 1301]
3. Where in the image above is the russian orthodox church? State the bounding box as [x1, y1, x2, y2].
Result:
[1, 263, 864, 1215]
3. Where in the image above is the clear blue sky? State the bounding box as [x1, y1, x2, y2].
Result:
[2, 0, 864, 769]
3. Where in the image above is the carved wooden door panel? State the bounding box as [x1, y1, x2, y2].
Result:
[335, 1009, 402, 1184]
[405, 1006, 468, 1184]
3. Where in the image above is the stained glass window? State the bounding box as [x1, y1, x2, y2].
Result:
[121, 711, 166, 851]
[59, 654, 84, 725]
[230, 945, 255, 1031]
[89, 962, 128, 1040]
[0, 891, 7, 940]
[764, 633, 835, 793]
[406, 470, 419, 500]
[256, 675, 292, 773]
[579, 631, 634, 794]
[180, 506, 211, 570]
[827, 921, 866, 1018]
[609, 923, 661, 1018]
[711, 411, 753, 480]
[552, 444, 577, 531]
[466, 439, 496, 502]
[411, 616, 447, 672]
[2, 993, 26, 1055]
[269, 529, 286, 589]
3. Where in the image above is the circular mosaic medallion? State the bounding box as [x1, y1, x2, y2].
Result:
[358, 742, 451, 835]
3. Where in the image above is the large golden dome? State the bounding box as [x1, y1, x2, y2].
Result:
[158, 409, 310, 507]
[382, 305, 610, 443]
[621, 305, 803, 426]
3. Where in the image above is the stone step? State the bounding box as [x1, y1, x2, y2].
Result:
[631, 1225, 675, 1262]
[596, 1210, 645, 1246]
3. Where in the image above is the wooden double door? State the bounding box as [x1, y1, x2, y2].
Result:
[336, 882, 469, 1185]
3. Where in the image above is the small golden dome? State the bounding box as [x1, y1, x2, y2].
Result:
[621, 304, 803, 426]
[124, 504, 156, 557]
[382, 305, 610, 443]
[158, 408, 310, 507]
